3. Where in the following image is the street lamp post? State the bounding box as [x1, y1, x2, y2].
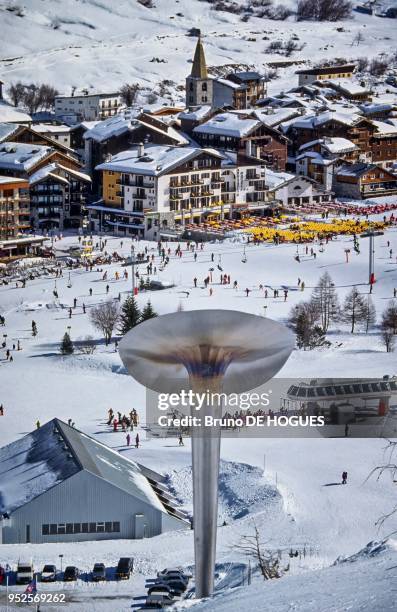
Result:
[119, 310, 294, 598]
[59, 554, 63, 575]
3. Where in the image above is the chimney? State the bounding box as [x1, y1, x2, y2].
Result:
[138, 142, 144, 157]
[245, 140, 252, 157]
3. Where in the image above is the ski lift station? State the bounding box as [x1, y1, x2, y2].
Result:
[283, 377, 397, 425]
[0, 419, 189, 544]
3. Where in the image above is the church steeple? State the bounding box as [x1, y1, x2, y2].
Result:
[186, 35, 213, 108]
[191, 36, 208, 79]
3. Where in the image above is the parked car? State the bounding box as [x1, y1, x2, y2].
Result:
[145, 592, 174, 608]
[92, 563, 106, 582]
[16, 561, 34, 585]
[154, 578, 187, 596]
[63, 566, 79, 581]
[116, 557, 133, 580]
[41, 564, 56, 582]
[386, 76, 397, 87]
[160, 571, 189, 584]
[147, 583, 172, 595]
[157, 567, 189, 580]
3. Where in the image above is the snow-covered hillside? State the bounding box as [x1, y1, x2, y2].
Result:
[1, 0, 397, 98]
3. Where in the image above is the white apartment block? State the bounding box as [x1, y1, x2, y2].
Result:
[88, 144, 269, 239]
[54, 92, 123, 123]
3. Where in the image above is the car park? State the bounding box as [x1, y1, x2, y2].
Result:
[63, 566, 79, 581]
[92, 563, 106, 581]
[41, 564, 57, 582]
[116, 557, 133, 579]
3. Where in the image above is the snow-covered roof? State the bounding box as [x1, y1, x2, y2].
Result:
[265, 168, 296, 190]
[298, 137, 356, 156]
[284, 110, 360, 131]
[296, 151, 335, 166]
[372, 120, 397, 136]
[360, 103, 394, 116]
[0, 142, 52, 172]
[193, 112, 260, 138]
[179, 105, 212, 121]
[0, 175, 27, 185]
[336, 163, 376, 178]
[254, 108, 300, 127]
[32, 123, 71, 134]
[0, 419, 184, 519]
[29, 162, 91, 186]
[0, 122, 20, 142]
[215, 78, 242, 90]
[83, 110, 187, 145]
[84, 111, 139, 142]
[0, 100, 31, 123]
[96, 144, 223, 177]
[325, 79, 369, 96]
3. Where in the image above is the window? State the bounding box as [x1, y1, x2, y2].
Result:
[73, 523, 81, 533]
[105, 522, 112, 532]
[42, 524, 49, 535]
[89, 523, 96, 533]
[42, 521, 120, 535]
[50, 524, 57, 535]
[96, 522, 105, 533]
[58, 524, 66, 534]
[66, 523, 73, 534]
[112, 522, 120, 533]
[82, 523, 88, 533]
[202, 82, 207, 91]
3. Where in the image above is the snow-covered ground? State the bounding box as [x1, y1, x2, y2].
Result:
[1, 207, 397, 610]
[1, 0, 397, 98]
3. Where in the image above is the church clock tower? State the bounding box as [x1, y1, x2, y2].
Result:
[185, 35, 213, 108]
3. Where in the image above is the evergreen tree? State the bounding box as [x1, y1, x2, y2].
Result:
[140, 300, 158, 322]
[311, 272, 340, 332]
[60, 332, 74, 355]
[340, 286, 367, 333]
[118, 295, 141, 335]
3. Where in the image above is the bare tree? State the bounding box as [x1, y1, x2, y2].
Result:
[311, 272, 340, 333]
[119, 83, 140, 107]
[356, 57, 369, 72]
[340, 286, 367, 333]
[382, 301, 397, 334]
[8, 82, 25, 107]
[234, 525, 285, 580]
[381, 327, 395, 353]
[369, 58, 388, 77]
[367, 440, 397, 531]
[297, 0, 352, 21]
[90, 300, 120, 345]
[363, 295, 376, 333]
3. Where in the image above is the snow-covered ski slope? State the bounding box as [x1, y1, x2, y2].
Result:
[1, 0, 397, 96]
[1, 211, 397, 609]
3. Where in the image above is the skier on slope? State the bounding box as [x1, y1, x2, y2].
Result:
[135, 433, 140, 448]
[342, 471, 348, 485]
